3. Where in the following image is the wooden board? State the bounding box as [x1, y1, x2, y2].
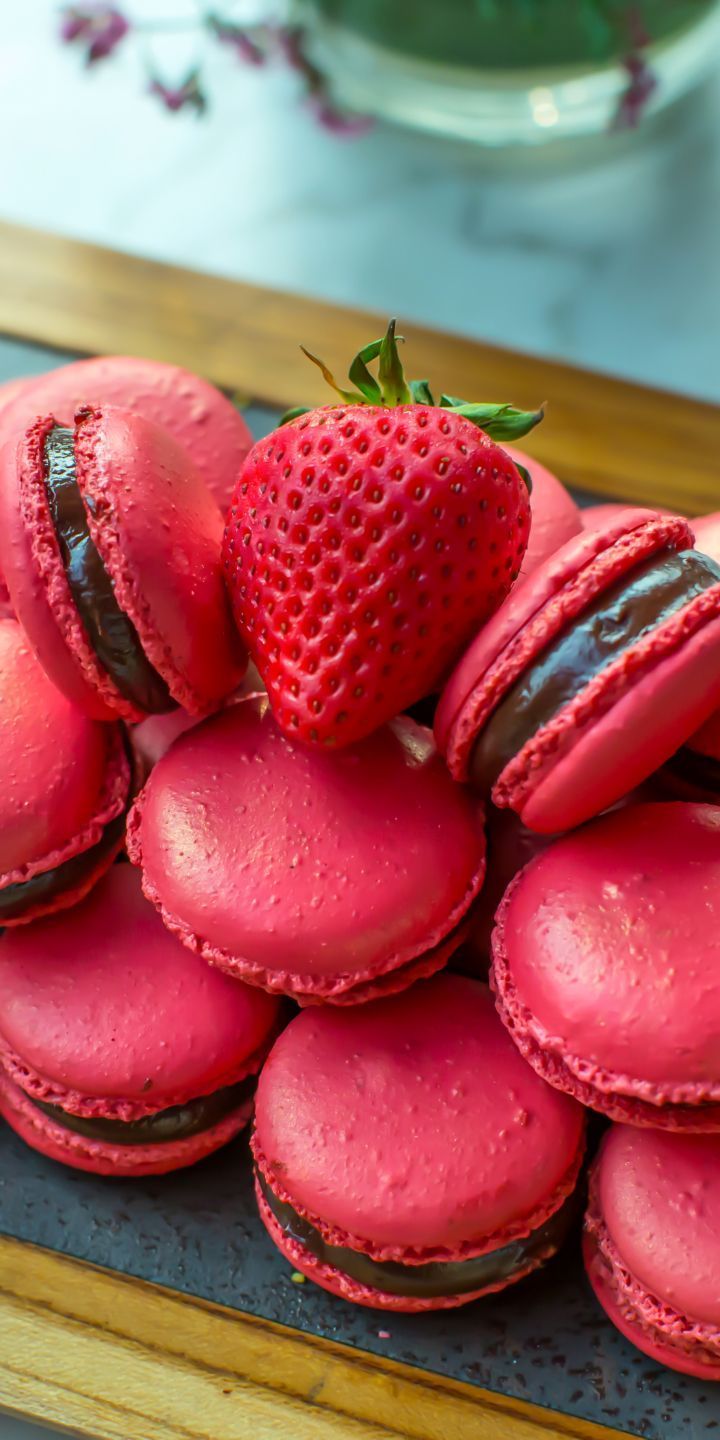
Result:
[0, 224, 718, 1440]
[0, 220, 717, 515]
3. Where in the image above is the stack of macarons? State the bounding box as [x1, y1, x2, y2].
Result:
[1, 332, 720, 1376]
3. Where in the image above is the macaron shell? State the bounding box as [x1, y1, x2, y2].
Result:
[0, 1071, 253, 1178]
[296, 925, 467, 1007]
[254, 975, 584, 1254]
[581, 502, 682, 532]
[506, 593, 720, 833]
[128, 700, 486, 1000]
[0, 374, 44, 416]
[694, 512, 720, 564]
[0, 420, 124, 720]
[504, 446, 581, 579]
[0, 619, 129, 881]
[75, 405, 245, 715]
[459, 807, 552, 975]
[583, 1232, 720, 1381]
[0, 376, 37, 618]
[0, 866, 281, 1114]
[492, 804, 720, 1105]
[688, 710, 720, 761]
[436, 510, 692, 779]
[0, 355, 253, 514]
[595, 1127, 720, 1328]
[256, 1181, 525, 1314]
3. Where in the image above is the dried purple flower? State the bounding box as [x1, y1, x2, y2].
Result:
[614, 49, 657, 130]
[148, 69, 208, 115]
[60, 5, 129, 64]
[276, 26, 372, 136]
[208, 17, 266, 66]
[308, 95, 374, 136]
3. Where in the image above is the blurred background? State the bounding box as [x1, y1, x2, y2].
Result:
[0, 0, 718, 400]
[0, 3, 719, 1437]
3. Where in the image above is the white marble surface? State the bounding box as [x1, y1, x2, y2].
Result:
[0, 9, 718, 1440]
[0, 0, 719, 403]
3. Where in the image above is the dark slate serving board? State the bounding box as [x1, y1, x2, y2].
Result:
[1, 335, 718, 1440]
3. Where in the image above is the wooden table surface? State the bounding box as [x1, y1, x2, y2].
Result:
[0, 221, 717, 1440]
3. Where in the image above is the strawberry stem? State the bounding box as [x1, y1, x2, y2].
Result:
[280, 320, 544, 451]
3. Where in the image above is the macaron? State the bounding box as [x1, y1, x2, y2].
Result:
[492, 801, 720, 1130]
[584, 1126, 720, 1379]
[0, 867, 281, 1177]
[454, 805, 551, 977]
[580, 501, 682, 532]
[253, 974, 585, 1311]
[127, 696, 486, 1004]
[505, 446, 582, 579]
[693, 510, 720, 559]
[0, 404, 245, 722]
[436, 509, 720, 833]
[129, 661, 265, 781]
[659, 512, 720, 800]
[0, 617, 131, 925]
[660, 712, 720, 802]
[0, 354, 252, 514]
[0, 374, 42, 613]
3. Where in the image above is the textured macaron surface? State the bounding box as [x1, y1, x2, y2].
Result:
[73, 405, 245, 713]
[0, 355, 252, 513]
[494, 803, 720, 1102]
[0, 866, 280, 1113]
[592, 1126, 720, 1327]
[128, 698, 486, 987]
[254, 975, 584, 1255]
[0, 618, 125, 876]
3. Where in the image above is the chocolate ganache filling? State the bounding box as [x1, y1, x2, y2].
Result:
[44, 425, 174, 714]
[667, 745, 720, 796]
[31, 1074, 257, 1146]
[471, 549, 720, 791]
[258, 1171, 577, 1299]
[0, 809, 126, 922]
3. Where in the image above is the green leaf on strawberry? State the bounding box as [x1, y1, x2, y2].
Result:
[282, 319, 543, 458]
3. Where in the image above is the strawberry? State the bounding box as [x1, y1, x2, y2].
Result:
[222, 322, 541, 747]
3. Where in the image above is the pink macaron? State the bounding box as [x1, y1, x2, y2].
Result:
[127, 696, 486, 1005]
[0, 617, 131, 925]
[454, 806, 552, 977]
[435, 508, 720, 833]
[660, 512, 720, 800]
[580, 501, 682, 532]
[0, 355, 252, 514]
[584, 1125, 720, 1379]
[253, 974, 585, 1311]
[0, 373, 43, 613]
[0, 866, 281, 1177]
[129, 661, 265, 782]
[505, 446, 582, 579]
[492, 801, 720, 1130]
[0, 404, 245, 722]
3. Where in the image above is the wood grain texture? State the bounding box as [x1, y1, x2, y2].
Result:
[0, 221, 716, 514]
[0, 1238, 632, 1440]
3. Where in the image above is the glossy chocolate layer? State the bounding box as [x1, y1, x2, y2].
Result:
[32, 1074, 256, 1146]
[471, 549, 720, 791]
[0, 811, 126, 922]
[667, 745, 720, 796]
[258, 1171, 576, 1299]
[44, 425, 174, 715]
